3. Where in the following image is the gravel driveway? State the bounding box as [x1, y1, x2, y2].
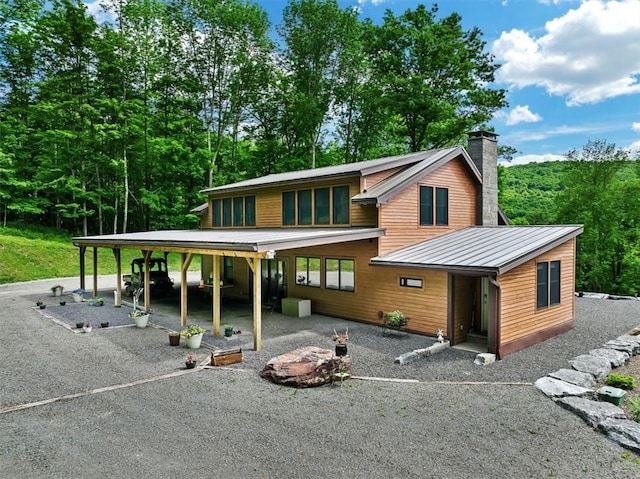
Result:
[2, 276, 640, 478]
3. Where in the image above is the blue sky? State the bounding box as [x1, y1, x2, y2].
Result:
[85, 0, 640, 165]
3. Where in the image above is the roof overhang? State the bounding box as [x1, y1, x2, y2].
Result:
[73, 228, 385, 256]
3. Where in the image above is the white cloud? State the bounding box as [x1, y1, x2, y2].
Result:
[495, 105, 542, 125]
[492, 0, 640, 106]
[504, 153, 566, 166]
[632, 122, 640, 133]
[84, 1, 111, 24]
[358, 0, 387, 6]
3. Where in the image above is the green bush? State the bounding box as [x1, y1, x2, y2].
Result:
[627, 397, 640, 423]
[605, 373, 637, 390]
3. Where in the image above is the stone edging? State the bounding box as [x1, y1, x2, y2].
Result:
[535, 334, 640, 453]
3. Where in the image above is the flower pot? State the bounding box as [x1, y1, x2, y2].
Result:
[184, 333, 203, 349]
[100, 321, 109, 328]
[52, 286, 63, 297]
[169, 333, 180, 346]
[133, 314, 149, 328]
[39, 304, 46, 310]
[72, 293, 83, 303]
[59, 301, 66, 306]
[335, 343, 348, 357]
[76, 322, 84, 329]
[224, 327, 234, 338]
[185, 361, 196, 369]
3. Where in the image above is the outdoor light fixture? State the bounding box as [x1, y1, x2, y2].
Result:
[266, 250, 276, 259]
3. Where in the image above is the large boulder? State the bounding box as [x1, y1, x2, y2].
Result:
[260, 346, 351, 388]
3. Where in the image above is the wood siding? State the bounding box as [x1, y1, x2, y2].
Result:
[378, 157, 477, 255]
[361, 166, 404, 191]
[277, 240, 448, 336]
[498, 239, 576, 348]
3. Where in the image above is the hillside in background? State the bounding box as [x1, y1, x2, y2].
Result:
[499, 161, 566, 225]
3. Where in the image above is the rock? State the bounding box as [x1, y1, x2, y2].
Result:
[603, 340, 636, 356]
[474, 353, 496, 366]
[534, 377, 592, 398]
[569, 354, 612, 381]
[395, 352, 418, 365]
[618, 335, 640, 351]
[555, 396, 626, 427]
[549, 368, 596, 388]
[260, 347, 351, 388]
[598, 418, 640, 453]
[589, 348, 629, 367]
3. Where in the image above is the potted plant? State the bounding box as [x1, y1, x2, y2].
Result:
[129, 309, 150, 328]
[71, 289, 85, 303]
[59, 300, 66, 306]
[82, 322, 92, 333]
[185, 351, 197, 369]
[223, 324, 234, 338]
[100, 321, 109, 328]
[76, 321, 84, 329]
[51, 285, 64, 297]
[385, 310, 408, 328]
[89, 297, 104, 307]
[332, 327, 349, 356]
[180, 325, 206, 349]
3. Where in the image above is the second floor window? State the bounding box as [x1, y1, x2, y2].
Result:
[212, 195, 255, 227]
[420, 186, 448, 226]
[282, 185, 350, 226]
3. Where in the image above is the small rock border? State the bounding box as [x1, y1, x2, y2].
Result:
[535, 334, 640, 453]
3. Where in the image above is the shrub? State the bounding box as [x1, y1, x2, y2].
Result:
[627, 397, 640, 423]
[605, 373, 637, 390]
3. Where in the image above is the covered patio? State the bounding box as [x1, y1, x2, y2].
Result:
[72, 228, 383, 350]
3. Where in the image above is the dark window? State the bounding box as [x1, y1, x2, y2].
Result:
[282, 191, 295, 225]
[420, 186, 433, 225]
[400, 277, 423, 288]
[435, 187, 448, 225]
[325, 258, 355, 292]
[295, 257, 321, 287]
[332, 185, 350, 224]
[298, 189, 312, 225]
[245, 195, 256, 226]
[233, 197, 243, 226]
[223, 257, 234, 283]
[212, 199, 221, 227]
[314, 188, 330, 225]
[550, 261, 561, 305]
[222, 198, 232, 227]
[537, 261, 561, 309]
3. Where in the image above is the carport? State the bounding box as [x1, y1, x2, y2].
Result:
[72, 227, 383, 350]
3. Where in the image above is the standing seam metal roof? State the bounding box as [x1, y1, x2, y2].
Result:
[370, 225, 583, 274]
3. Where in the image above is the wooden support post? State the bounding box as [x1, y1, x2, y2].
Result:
[212, 255, 221, 337]
[92, 247, 98, 298]
[180, 253, 194, 327]
[246, 257, 262, 351]
[113, 248, 122, 307]
[79, 246, 86, 290]
[143, 250, 152, 312]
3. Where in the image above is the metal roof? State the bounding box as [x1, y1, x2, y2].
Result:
[370, 225, 583, 275]
[199, 148, 456, 195]
[73, 228, 385, 253]
[352, 146, 481, 205]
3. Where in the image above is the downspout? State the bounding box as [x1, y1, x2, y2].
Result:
[488, 275, 502, 360]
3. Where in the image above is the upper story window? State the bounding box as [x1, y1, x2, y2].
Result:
[211, 195, 255, 227]
[282, 185, 350, 226]
[420, 186, 448, 226]
[537, 260, 561, 309]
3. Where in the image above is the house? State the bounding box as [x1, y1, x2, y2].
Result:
[73, 131, 582, 358]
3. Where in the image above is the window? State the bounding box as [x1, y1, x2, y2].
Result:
[420, 186, 433, 225]
[295, 257, 321, 287]
[298, 189, 312, 225]
[212, 199, 221, 227]
[325, 258, 355, 292]
[223, 257, 234, 283]
[222, 198, 232, 227]
[420, 186, 448, 226]
[282, 191, 295, 225]
[537, 260, 561, 309]
[233, 197, 243, 226]
[400, 277, 423, 288]
[245, 195, 256, 226]
[333, 185, 350, 224]
[314, 188, 330, 225]
[435, 187, 448, 225]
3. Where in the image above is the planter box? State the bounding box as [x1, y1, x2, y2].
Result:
[281, 298, 311, 318]
[211, 348, 243, 366]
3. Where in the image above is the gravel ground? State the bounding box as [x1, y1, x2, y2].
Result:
[2, 276, 640, 478]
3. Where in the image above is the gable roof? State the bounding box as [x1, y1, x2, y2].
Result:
[370, 225, 583, 275]
[200, 147, 463, 195]
[352, 146, 481, 205]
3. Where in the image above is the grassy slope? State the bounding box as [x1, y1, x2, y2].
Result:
[0, 232, 199, 284]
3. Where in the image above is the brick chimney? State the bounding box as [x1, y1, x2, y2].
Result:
[467, 131, 498, 226]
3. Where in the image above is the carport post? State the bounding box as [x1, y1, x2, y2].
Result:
[246, 257, 262, 351]
[180, 253, 194, 327]
[212, 255, 221, 337]
[92, 247, 98, 297]
[112, 248, 122, 307]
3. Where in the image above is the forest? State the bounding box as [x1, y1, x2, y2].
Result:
[0, 0, 505, 234]
[1, 1, 638, 294]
